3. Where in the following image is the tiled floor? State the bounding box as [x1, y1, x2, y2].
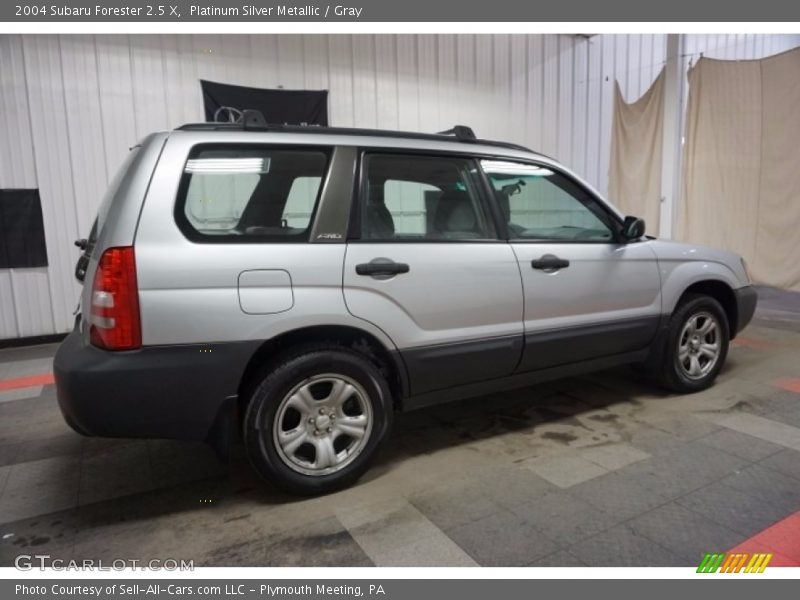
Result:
[0, 286, 799, 567]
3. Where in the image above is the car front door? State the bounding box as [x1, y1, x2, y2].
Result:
[480, 159, 662, 373]
[343, 152, 524, 396]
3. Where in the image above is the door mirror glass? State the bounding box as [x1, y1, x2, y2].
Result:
[621, 216, 646, 241]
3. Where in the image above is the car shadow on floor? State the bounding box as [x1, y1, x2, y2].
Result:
[233, 365, 668, 502]
[0, 364, 671, 565]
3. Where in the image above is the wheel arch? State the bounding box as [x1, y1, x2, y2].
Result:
[675, 280, 738, 339]
[236, 325, 409, 416]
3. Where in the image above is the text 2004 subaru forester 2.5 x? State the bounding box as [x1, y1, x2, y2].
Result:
[55, 114, 757, 494]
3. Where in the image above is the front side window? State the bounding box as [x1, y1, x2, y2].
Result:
[361, 154, 496, 241]
[481, 160, 615, 242]
[177, 147, 328, 241]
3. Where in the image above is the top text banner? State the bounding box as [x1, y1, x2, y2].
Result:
[3, 0, 800, 22]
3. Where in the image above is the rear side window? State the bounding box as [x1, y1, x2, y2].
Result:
[360, 153, 496, 241]
[176, 146, 328, 242]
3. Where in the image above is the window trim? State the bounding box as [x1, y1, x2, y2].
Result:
[173, 143, 332, 245]
[478, 158, 624, 244]
[349, 149, 504, 244]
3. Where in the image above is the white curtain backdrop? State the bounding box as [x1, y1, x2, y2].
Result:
[678, 48, 800, 291]
[608, 68, 665, 233]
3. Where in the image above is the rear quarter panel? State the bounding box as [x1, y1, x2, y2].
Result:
[80, 133, 168, 337]
[133, 132, 396, 350]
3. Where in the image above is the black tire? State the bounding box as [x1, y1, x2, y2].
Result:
[651, 293, 730, 393]
[243, 345, 393, 495]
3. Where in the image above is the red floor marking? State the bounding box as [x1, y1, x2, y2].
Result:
[0, 373, 55, 392]
[728, 510, 800, 566]
[771, 377, 800, 394]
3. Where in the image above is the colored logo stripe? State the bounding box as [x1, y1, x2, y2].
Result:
[697, 553, 725, 573]
[697, 552, 772, 573]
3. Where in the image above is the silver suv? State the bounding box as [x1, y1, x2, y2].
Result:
[54, 113, 757, 494]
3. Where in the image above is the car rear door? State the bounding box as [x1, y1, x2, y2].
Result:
[480, 159, 662, 373]
[343, 152, 524, 396]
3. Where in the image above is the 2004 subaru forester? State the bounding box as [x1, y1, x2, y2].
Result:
[54, 114, 757, 494]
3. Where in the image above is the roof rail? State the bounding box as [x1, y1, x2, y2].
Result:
[175, 118, 536, 155]
[241, 109, 268, 130]
[437, 125, 477, 142]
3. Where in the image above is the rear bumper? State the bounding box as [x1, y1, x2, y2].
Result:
[54, 326, 259, 441]
[733, 285, 758, 336]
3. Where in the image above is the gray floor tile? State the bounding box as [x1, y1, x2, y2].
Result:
[0, 464, 10, 497]
[569, 524, 688, 567]
[0, 506, 78, 565]
[626, 425, 688, 456]
[698, 429, 784, 462]
[8, 435, 83, 466]
[371, 532, 478, 567]
[0, 444, 21, 468]
[0, 357, 52, 379]
[264, 529, 374, 567]
[640, 414, 721, 442]
[709, 412, 800, 451]
[340, 500, 478, 567]
[205, 518, 374, 567]
[507, 491, 620, 546]
[567, 471, 671, 521]
[676, 480, 794, 538]
[758, 448, 800, 481]
[0, 436, 84, 469]
[0, 455, 80, 525]
[147, 440, 224, 487]
[521, 453, 609, 488]
[716, 463, 800, 511]
[618, 441, 748, 499]
[79, 441, 155, 505]
[0, 387, 43, 404]
[627, 502, 744, 564]
[579, 443, 650, 471]
[0, 345, 59, 364]
[477, 466, 557, 509]
[446, 510, 560, 566]
[528, 549, 587, 567]
[409, 480, 501, 531]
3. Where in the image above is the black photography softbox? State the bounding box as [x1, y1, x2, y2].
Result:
[201, 79, 329, 125]
[0, 189, 48, 269]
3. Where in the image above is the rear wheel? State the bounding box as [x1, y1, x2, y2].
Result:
[243, 346, 392, 495]
[652, 294, 729, 393]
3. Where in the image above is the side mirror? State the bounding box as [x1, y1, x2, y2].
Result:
[621, 216, 645, 241]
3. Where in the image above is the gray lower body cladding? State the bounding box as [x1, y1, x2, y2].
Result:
[54, 327, 260, 441]
[400, 315, 661, 397]
[733, 285, 757, 336]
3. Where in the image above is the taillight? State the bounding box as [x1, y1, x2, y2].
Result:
[89, 246, 141, 350]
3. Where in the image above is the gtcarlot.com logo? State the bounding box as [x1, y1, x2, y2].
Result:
[14, 554, 194, 571]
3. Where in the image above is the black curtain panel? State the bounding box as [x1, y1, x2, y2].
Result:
[201, 79, 329, 126]
[0, 189, 48, 269]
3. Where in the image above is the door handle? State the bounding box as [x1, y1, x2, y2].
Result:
[531, 254, 570, 271]
[356, 260, 410, 277]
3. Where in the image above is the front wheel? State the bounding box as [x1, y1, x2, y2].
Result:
[243, 347, 393, 495]
[652, 294, 730, 393]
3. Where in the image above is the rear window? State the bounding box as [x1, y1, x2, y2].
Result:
[176, 146, 329, 242]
